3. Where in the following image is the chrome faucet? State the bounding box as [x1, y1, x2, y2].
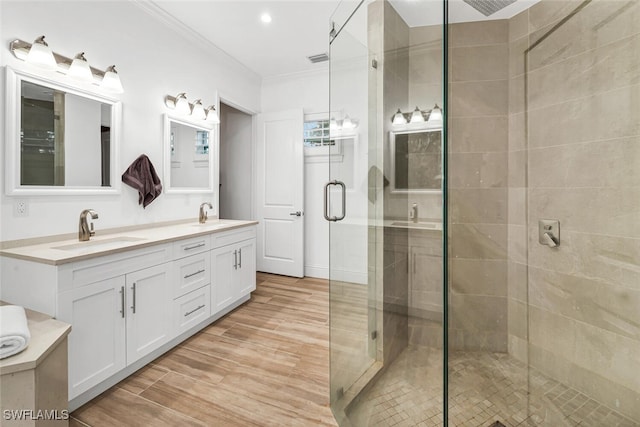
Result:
[411, 203, 418, 223]
[79, 209, 99, 241]
[199, 202, 213, 224]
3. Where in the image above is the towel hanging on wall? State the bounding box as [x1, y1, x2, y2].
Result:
[0, 305, 31, 359]
[122, 154, 163, 208]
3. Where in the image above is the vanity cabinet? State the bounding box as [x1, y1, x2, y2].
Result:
[0, 222, 257, 410]
[211, 227, 256, 312]
[58, 262, 172, 398]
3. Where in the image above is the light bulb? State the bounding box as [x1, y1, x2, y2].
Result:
[68, 52, 93, 82]
[410, 106, 425, 123]
[101, 65, 124, 93]
[174, 93, 190, 115]
[191, 99, 206, 120]
[392, 109, 407, 125]
[205, 106, 220, 123]
[342, 115, 354, 129]
[26, 36, 57, 70]
[428, 104, 442, 122]
[329, 117, 339, 131]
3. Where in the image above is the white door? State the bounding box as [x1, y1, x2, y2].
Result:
[211, 244, 236, 311]
[237, 238, 257, 295]
[256, 109, 304, 277]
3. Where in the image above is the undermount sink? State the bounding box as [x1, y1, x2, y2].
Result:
[391, 221, 441, 230]
[53, 236, 146, 251]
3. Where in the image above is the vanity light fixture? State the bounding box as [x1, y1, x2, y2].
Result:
[25, 36, 57, 69]
[191, 99, 207, 120]
[410, 106, 425, 123]
[205, 105, 220, 123]
[329, 117, 339, 131]
[428, 103, 443, 122]
[392, 108, 408, 125]
[101, 65, 124, 93]
[68, 52, 93, 82]
[9, 36, 125, 93]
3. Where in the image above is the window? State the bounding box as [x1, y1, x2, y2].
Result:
[303, 119, 335, 147]
[195, 130, 209, 155]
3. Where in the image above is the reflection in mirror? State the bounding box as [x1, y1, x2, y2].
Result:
[20, 80, 112, 187]
[390, 128, 442, 192]
[164, 115, 215, 193]
[6, 67, 120, 195]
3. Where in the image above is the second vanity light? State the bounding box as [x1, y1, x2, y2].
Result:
[165, 93, 220, 123]
[9, 36, 124, 93]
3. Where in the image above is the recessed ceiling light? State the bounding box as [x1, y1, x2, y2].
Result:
[260, 13, 272, 24]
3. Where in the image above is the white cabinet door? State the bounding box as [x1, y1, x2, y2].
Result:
[125, 264, 172, 364]
[211, 244, 235, 312]
[237, 238, 256, 296]
[58, 276, 126, 399]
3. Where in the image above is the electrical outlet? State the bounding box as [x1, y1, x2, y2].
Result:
[14, 200, 28, 217]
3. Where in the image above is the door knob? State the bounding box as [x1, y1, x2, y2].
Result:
[289, 211, 303, 217]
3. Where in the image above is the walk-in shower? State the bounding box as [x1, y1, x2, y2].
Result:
[328, 0, 640, 425]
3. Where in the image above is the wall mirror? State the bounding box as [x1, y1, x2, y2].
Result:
[163, 114, 216, 194]
[389, 126, 442, 193]
[5, 67, 121, 195]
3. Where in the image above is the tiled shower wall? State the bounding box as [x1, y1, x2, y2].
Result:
[510, 0, 640, 421]
[448, 20, 510, 352]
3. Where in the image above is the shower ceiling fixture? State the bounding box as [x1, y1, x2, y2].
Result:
[9, 36, 124, 93]
[462, 0, 517, 16]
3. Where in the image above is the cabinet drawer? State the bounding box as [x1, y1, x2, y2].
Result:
[211, 226, 256, 249]
[173, 285, 211, 336]
[173, 253, 211, 298]
[172, 235, 211, 259]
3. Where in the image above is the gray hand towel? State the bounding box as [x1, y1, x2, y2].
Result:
[122, 154, 163, 208]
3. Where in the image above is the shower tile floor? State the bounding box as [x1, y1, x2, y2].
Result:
[345, 345, 636, 426]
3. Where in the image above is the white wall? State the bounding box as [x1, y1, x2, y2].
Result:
[219, 103, 252, 220]
[0, 1, 261, 241]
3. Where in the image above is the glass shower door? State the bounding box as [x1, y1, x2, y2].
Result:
[328, 0, 379, 421]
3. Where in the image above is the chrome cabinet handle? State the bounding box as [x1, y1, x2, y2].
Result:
[323, 180, 346, 222]
[184, 304, 205, 317]
[233, 250, 238, 270]
[238, 248, 242, 268]
[184, 243, 205, 251]
[131, 283, 136, 314]
[120, 286, 125, 318]
[184, 269, 205, 279]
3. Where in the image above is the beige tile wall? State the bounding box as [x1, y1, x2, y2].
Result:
[516, 0, 640, 421]
[448, 19, 510, 352]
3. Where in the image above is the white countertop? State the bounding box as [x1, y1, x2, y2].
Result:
[0, 219, 258, 266]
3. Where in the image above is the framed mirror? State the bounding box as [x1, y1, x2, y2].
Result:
[5, 67, 121, 195]
[389, 125, 443, 193]
[163, 114, 216, 194]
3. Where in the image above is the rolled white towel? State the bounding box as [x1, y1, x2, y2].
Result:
[0, 305, 31, 359]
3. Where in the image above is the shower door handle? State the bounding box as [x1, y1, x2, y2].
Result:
[323, 180, 346, 222]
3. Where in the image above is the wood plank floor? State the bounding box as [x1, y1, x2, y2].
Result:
[71, 273, 338, 427]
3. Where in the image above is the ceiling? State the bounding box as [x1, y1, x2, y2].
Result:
[146, 0, 541, 79]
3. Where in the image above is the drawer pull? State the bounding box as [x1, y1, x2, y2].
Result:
[184, 304, 206, 317]
[184, 269, 205, 279]
[184, 243, 206, 251]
